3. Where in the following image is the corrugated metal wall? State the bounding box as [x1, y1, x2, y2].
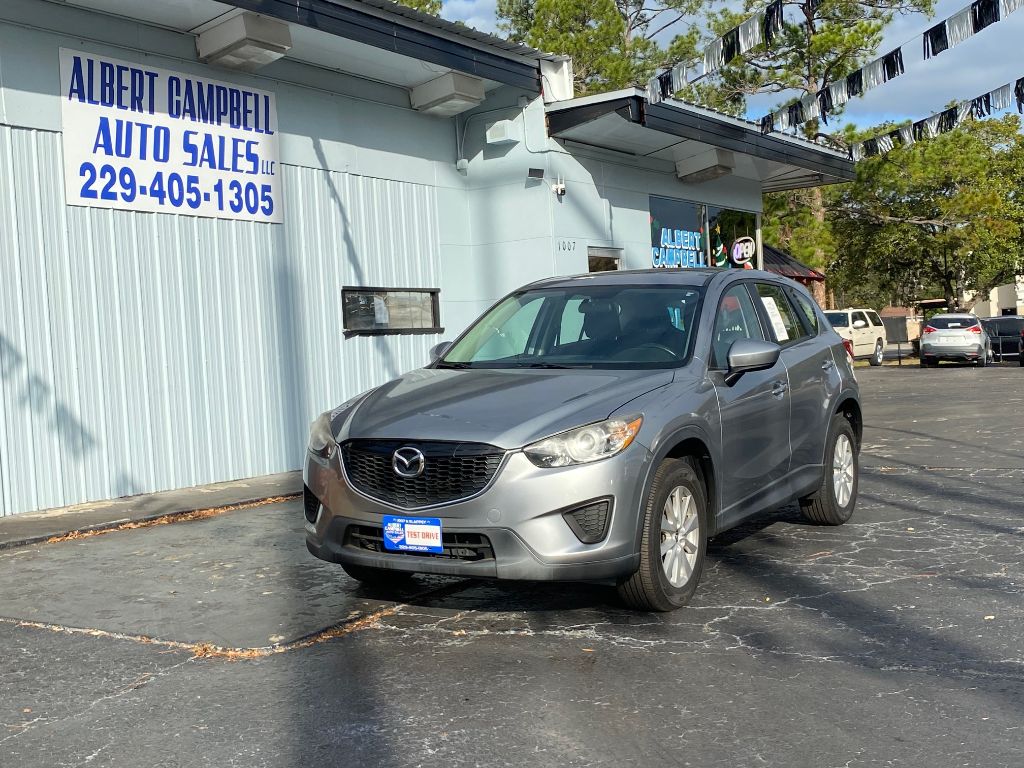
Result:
[0, 125, 441, 516]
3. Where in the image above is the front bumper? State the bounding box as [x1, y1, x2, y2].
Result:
[303, 444, 653, 582]
[921, 342, 985, 361]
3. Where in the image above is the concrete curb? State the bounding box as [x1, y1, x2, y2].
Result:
[0, 471, 302, 551]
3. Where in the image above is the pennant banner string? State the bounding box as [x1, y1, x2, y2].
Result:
[849, 74, 1024, 160]
[755, 0, 1022, 133]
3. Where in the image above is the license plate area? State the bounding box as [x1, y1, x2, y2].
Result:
[382, 515, 443, 554]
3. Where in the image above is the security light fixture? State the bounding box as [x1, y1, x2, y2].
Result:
[196, 13, 291, 72]
[411, 73, 485, 117]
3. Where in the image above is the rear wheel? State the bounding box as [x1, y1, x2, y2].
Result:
[977, 353, 988, 368]
[618, 457, 708, 612]
[869, 340, 884, 366]
[800, 414, 858, 525]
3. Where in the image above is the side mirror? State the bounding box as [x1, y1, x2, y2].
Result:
[725, 338, 781, 385]
[852, 319, 867, 329]
[429, 341, 452, 362]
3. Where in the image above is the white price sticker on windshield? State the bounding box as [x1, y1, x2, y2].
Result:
[760, 297, 790, 341]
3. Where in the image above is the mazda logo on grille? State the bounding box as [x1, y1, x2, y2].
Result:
[392, 447, 426, 478]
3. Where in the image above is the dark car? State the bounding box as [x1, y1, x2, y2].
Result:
[982, 316, 1024, 363]
[304, 269, 862, 612]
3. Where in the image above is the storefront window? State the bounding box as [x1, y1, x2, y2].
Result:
[649, 196, 706, 269]
[706, 207, 757, 269]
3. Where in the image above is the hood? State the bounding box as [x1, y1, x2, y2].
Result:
[339, 367, 675, 449]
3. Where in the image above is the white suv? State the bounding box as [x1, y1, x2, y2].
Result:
[824, 308, 887, 366]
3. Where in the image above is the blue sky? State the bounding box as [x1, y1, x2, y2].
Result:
[439, 0, 1024, 131]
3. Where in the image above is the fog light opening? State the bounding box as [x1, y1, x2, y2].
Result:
[562, 498, 612, 544]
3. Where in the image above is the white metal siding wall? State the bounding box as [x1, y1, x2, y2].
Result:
[0, 126, 442, 516]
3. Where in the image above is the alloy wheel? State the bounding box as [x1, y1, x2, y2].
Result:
[660, 486, 700, 588]
[833, 434, 855, 508]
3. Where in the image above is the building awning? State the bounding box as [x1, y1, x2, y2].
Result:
[546, 90, 854, 192]
[59, 0, 548, 92]
[762, 245, 825, 281]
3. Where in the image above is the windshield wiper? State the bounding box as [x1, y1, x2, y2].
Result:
[435, 361, 471, 369]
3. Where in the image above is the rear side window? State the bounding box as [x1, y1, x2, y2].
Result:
[928, 317, 978, 329]
[868, 311, 883, 327]
[753, 283, 808, 344]
[787, 289, 820, 335]
[824, 311, 848, 327]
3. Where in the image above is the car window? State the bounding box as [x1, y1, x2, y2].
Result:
[471, 295, 545, 360]
[990, 318, 1024, 335]
[824, 311, 848, 327]
[442, 285, 704, 369]
[928, 316, 977, 329]
[711, 284, 765, 368]
[559, 298, 586, 344]
[788, 289, 819, 336]
[868, 311, 883, 327]
[851, 311, 869, 327]
[753, 283, 807, 344]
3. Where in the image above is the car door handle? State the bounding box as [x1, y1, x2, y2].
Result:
[771, 381, 788, 398]
[822, 359, 834, 371]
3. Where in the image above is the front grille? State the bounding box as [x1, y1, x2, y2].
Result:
[341, 440, 504, 508]
[345, 525, 495, 562]
[303, 484, 321, 523]
[562, 499, 612, 544]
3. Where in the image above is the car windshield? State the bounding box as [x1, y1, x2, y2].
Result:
[824, 311, 848, 327]
[438, 285, 704, 369]
[928, 317, 978, 329]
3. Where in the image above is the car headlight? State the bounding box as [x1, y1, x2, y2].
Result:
[308, 412, 338, 459]
[524, 416, 643, 468]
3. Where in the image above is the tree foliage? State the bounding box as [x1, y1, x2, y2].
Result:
[705, 0, 932, 131]
[827, 115, 1024, 310]
[498, 0, 705, 94]
[398, 0, 442, 15]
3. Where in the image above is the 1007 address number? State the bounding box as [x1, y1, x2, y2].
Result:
[78, 161, 275, 216]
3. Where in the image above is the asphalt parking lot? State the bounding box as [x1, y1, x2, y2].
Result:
[2, 364, 1022, 768]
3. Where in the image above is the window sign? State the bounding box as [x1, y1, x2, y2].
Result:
[59, 49, 282, 223]
[649, 196, 706, 268]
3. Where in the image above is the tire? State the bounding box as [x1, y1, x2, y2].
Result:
[617, 457, 708, 612]
[977, 353, 988, 368]
[799, 414, 859, 526]
[869, 340, 884, 366]
[342, 563, 414, 586]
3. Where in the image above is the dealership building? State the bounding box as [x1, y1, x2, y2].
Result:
[0, 0, 854, 516]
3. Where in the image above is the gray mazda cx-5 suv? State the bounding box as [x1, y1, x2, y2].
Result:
[304, 269, 862, 611]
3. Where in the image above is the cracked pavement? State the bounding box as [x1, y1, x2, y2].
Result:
[1, 365, 1022, 767]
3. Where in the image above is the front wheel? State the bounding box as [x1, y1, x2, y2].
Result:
[869, 340, 884, 366]
[617, 457, 708, 612]
[800, 414, 859, 525]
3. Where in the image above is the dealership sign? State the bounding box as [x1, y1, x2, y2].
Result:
[59, 49, 282, 223]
